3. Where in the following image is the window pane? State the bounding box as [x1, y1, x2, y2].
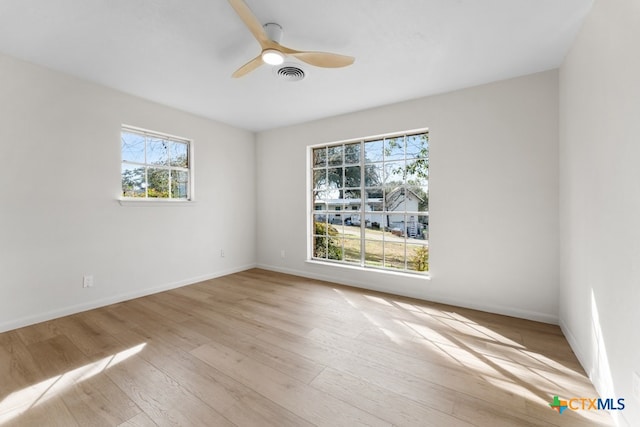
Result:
[387, 211, 407, 236]
[364, 140, 383, 163]
[412, 218, 428, 240]
[170, 142, 188, 167]
[121, 132, 145, 163]
[171, 170, 189, 199]
[407, 185, 428, 213]
[406, 214, 420, 238]
[314, 214, 327, 229]
[364, 187, 384, 202]
[364, 240, 383, 267]
[406, 134, 428, 159]
[328, 238, 344, 261]
[384, 161, 405, 184]
[314, 191, 329, 209]
[344, 189, 361, 201]
[344, 190, 361, 225]
[327, 168, 343, 189]
[343, 238, 361, 264]
[147, 168, 169, 198]
[344, 219, 362, 238]
[330, 215, 344, 236]
[121, 164, 145, 197]
[344, 143, 360, 164]
[421, 217, 429, 240]
[366, 190, 383, 229]
[347, 208, 363, 228]
[406, 158, 428, 184]
[385, 186, 406, 212]
[364, 163, 383, 187]
[327, 145, 343, 166]
[147, 138, 170, 166]
[365, 227, 384, 241]
[384, 241, 406, 270]
[314, 170, 328, 192]
[407, 243, 429, 272]
[313, 147, 327, 167]
[384, 136, 405, 161]
[344, 166, 361, 188]
[313, 235, 328, 259]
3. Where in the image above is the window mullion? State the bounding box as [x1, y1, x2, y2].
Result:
[404, 134, 409, 272]
[360, 140, 365, 268]
[144, 136, 149, 197]
[144, 167, 149, 198]
[381, 139, 386, 269]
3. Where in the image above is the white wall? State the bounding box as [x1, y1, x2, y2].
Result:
[0, 53, 256, 332]
[256, 70, 560, 323]
[559, 0, 640, 424]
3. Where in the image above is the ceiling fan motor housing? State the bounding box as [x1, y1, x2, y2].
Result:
[263, 23, 282, 43]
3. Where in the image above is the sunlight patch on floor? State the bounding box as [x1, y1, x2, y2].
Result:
[521, 349, 581, 374]
[363, 295, 394, 307]
[331, 288, 359, 308]
[328, 284, 615, 425]
[400, 320, 457, 346]
[0, 343, 146, 424]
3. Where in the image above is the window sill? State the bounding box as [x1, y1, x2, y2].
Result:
[306, 259, 430, 280]
[118, 199, 195, 207]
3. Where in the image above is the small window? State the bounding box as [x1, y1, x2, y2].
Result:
[121, 126, 192, 200]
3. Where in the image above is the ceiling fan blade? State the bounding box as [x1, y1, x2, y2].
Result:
[288, 50, 355, 68]
[232, 55, 263, 78]
[227, 0, 270, 48]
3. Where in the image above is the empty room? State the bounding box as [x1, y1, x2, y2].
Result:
[0, 0, 638, 426]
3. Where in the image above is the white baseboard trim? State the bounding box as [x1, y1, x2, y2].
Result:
[256, 263, 559, 325]
[559, 318, 591, 379]
[0, 263, 256, 334]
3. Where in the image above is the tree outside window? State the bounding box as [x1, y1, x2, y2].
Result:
[311, 131, 429, 274]
[121, 127, 192, 200]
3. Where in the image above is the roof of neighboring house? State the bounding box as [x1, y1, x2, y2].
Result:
[314, 198, 381, 205]
[386, 187, 426, 202]
[315, 188, 425, 206]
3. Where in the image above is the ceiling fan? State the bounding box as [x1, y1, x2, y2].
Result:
[227, 0, 355, 78]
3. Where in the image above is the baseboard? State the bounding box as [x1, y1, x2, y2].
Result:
[0, 263, 256, 334]
[559, 318, 592, 378]
[256, 263, 559, 325]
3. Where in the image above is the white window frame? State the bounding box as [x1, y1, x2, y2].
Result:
[120, 125, 195, 204]
[308, 128, 429, 275]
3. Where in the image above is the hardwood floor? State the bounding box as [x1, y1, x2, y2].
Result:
[0, 269, 613, 426]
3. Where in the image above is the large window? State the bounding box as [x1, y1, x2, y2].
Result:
[311, 130, 429, 274]
[121, 126, 192, 200]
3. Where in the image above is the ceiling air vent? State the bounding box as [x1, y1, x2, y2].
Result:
[275, 64, 305, 82]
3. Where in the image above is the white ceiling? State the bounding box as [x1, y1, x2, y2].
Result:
[0, 0, 593, 132]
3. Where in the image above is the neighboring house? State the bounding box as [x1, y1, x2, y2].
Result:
[315, 187, 427, 237]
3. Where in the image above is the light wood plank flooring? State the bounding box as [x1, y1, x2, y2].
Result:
[0, 269, 613, 426]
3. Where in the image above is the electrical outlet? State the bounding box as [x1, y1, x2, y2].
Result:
[633, 371, 640, 402]
[220, 249, 225, 258]
[281, 250, 286, 258]
[83, 275, 94, 288]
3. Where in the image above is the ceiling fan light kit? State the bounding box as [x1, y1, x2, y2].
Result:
[228, 0, 354, 78]
[261, 49, 284, 65]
